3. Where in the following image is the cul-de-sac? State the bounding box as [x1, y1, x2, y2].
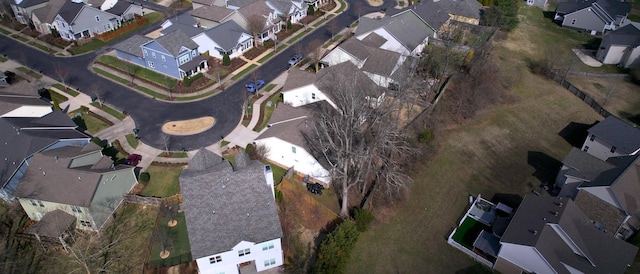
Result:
[0, 0, 640, 272]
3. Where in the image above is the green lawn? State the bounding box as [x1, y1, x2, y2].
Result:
[96, 55, 177, 89]
[0, 27, 10, 35]
[451, 217, 488, 249]
[94, 67, 131, 85]
[345, 6, 605, 274]
[16, 67, 42, 79]
[158, 151, 188, 158]
[126, 133, 139, 149]
[90, 102, 126, 120]
[140, 165, 183, 197]
[0, 55, 7, 62]
[253, 92, 281, 132]
[49, 89, 69, 103]
[287, 29, 311, 43]
[53, 83, 80, 96]
[264, 83, 276, 92]
[174, 91, 216, 101]
[69, 111, 111, 134]
[231, 64, 257, 80]
[149, 213, 191, 263]
[257, 51, 275, 63]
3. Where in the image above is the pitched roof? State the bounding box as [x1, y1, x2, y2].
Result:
[588, 115, 640, 154]
[112, 34, 152, 57]
[391, 3, 450, 30]
[238, 0, 274, 31]
[557, 0, 631, 18]
[188, 5, 234, 22]
[180, 153, 282, 258]
[361, 47, 402, 76]
[13, 144, 131, 207]
[153, 29, 199, 56]
[266, 0, 292, 15]
[500, 194, 638, 273]
[337, 38, 372, 62]
[14, 0, 48, 8]
[556, 0, 595, 14]
[577, 155, 636, 187]
[201, 20, 248, 51]
[282, 68, 316, 91]
[160, 21, 203, 38]
[593, 0, 631, 19]
[315, 61, 386, 98]
[192, 0, 215, 5]
[607, 23, 640, 47]
[228, 0, 257, 8]
[355, 10, 434, 53]
[562, 147, 615, 181]
[0, 92, 49, 115]
[360, 32, 387, 48]
[105, 0, 133, 16]
[26, 209, 76, 238]
[32, 0, 67, 23]
[57, 0, 85, 23]
[257, 103, 312, 148]
[574, 190, 627, 236]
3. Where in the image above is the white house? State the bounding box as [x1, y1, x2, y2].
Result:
[581, 115, 640, 161]
[596, 23, 640, 68]
[266, 0, 307, 24]
[354, 10, 434, 56]
[254, 103, 332, 185]
[281, 68, 335, 108]
[192, 20, 254, 59]
[180, 149, 283, 274]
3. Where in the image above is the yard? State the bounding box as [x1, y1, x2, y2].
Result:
[139, 164, 184, 197]
[345, 6, 609, 274]
[564, 76, 640, 122]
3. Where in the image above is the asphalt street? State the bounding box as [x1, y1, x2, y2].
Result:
[0, 0, 396, 150]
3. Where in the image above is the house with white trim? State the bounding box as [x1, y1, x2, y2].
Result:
[596, 23, 640, 68]
[192, 20, 254, 59]
[180, 149, 283, 274]
[354, 10, 434, 56]
[580, 115, 640, 161]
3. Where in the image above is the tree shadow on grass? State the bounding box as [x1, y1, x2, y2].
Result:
[558, 121, 596, 148]
[619, 111, 640, 126]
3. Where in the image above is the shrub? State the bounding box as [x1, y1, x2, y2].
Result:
[307, 5, 315, 16]
[274, 188, 284, 204]
[91, 137, 104, 147]
[353, 208, 374, 232]
[313, 221, 359, 273]
[245, 143, 255, 158]
[418, 128, 433, 143]
[183, 73, 203, 87]
[222, 53, 231, 66]
[139, 172, 151, 183]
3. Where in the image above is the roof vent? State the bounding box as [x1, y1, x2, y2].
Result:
[554, 211, 559, 216]
[212, 210, 215, 214]
[247, 213, 250, 217]
[533, 230, 538, 235]
[78, 177, 81, 181]
[42, 171, 46, 176]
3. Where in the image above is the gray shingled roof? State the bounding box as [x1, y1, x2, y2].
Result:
[15, 0, 48, 8]
[337, 38, 372, 62]
[391, 3, 450, 30]
[594, 0, 631, 19]
[188, 5, 234, 22]
[315, 61, 385, 98]
[0, 92, 49, 114]
[228, 0, 257, 8]
[112, 34, 152, 57]
[105, 1, 133, 16]
[578, 155, 636, 187]
[360, 32, 387, 48]
[562, 148, 615, 181]
[192, 0, 215, 5]
[257, 103, 312, 148]
[574, 190, 627, 236]
[238, 0, 275, 31]
[180, 154, 282, 258]
[361, 47, 402, 77]
[556, 0, 593, 14]
[282, 68, 315, 92]
[588, 115, 640, 155]
[266, 0, 292, 15]
[354, 10, 434, 53]
[153, 29, 199, 56]
[160, 21, 203, 38]
[13, 144, 130, 207]
[57, 0, 85, 23]
[32, 0, 67, 24]
[202, 20, 248, 51]
[501, 194, 638, 273]
[607, 23, 640, 47]
[26, 209, 76, 238]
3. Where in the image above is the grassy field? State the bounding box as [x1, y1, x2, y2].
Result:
[564, 76, 640, 121]
[140, 165, 184, 197]
[346, 6, 608, 274]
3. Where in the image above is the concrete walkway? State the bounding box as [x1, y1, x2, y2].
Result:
[0, 0, 347, 170]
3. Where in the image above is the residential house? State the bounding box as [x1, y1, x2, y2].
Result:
[266, 0, 306, 24]
[304, 0, 330, 9]
[389, 0, 483, 31]
[581, 115, 640, 161]
[113, 29, 208, 80]
[192, 0, 225, 9]
[102, 0, 143, 22]
[494, 194, 638, 274]
[354, 10, 434, 56]
[254, 103, 331, 185]
[188, 4, 235, 29]
[25, 209, 76, 250]
[554, 0, 631, 35]
[160, 13, 202, 37]
[31, 0, 133, 41]
[13, 143, 138, 232]
[525, 0, 548, 9]
[0, 89, 91, 200]
[10, 0, 48, 25]
[192, 20, 254, 59]
[236, 0, 282, 43]
[320, 37, 415, 88]
[282, 61, 386, 108]
[180, 149, 283, 274]
[596, 23, 640, 68]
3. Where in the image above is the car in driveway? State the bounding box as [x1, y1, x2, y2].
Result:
[125, 154, 142, 166]
[246, 79, 265, 93]
[288, 54, 303, 67]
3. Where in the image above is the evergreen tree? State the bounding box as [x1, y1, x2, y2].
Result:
[222, 53, 231, 66]
[481, 0, 520, 31]
[313, 221, 359, 274]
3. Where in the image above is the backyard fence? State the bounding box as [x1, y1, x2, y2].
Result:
[551, 74, 611, 118]
[565, 71, 628, 79]
[146, 253, 192, 269]
[446, 235, 495, 268]
[123, 194, 162, 206]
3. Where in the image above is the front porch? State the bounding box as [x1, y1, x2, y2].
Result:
[179, 56, 208, 79]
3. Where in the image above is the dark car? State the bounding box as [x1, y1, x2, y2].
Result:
[125, 154, 142, 166]
[288, 54, 303, 67]
[246, 79, 265, 93]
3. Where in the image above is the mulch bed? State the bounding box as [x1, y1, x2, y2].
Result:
[243, 46, 270, 60]
[276, 24, 303, 41]
[207, 56, 246, 78]
[299, 11, 326, 25]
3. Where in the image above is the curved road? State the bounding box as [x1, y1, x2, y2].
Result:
[0, 0, 395, 151]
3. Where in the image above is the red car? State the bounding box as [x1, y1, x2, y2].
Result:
[125, 154, 142, 166]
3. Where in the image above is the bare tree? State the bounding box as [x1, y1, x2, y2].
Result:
[125, 58, 140, 85]
[53, 64, 69, 87]
[247, 15, 266, 47]
[306, 38, 323, 73]
[327, 19, 340, 42]
[603, 82, 618, 106]
[91, 83, 107, 106]
[254, 142, 271, 161]
[302, 68, 416, 217]
[162, 133, 172, 155]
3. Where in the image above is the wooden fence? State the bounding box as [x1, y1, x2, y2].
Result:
[94, 15, 147, 42]
[123, 194, 162, 206]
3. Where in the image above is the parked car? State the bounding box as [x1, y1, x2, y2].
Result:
[125, 154, 142, 166]
[246, 80, 265, 93]
[288, 54, 303, 67]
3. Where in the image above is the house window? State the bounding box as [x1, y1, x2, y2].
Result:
[571, 19, 576, 25]
[178, 54, 190, 65]
[148, 61, 155, 68]
[152, 52, 156, 59]
[71, 205, 82, 213]
[161, 55, 166, 62]
[80, 220, 92, 227]
[292, 146, 296, 154]
[209, 255, 222, 264]
[238, 248, 251, 256]
[30, 199, 37, 206]
[262, 243, 274, 250]
[311, 93, 316, 100]
[583, 146, 589, 152]
[37, 200, 44, 207]
[95, 16, 100, 22]
[589, 134, 595, 141]
[264, 258, 276, 267]
[611, 146, 617, 153]
[143, 49, 148, 57]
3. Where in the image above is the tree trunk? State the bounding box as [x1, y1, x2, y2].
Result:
[340, 181, 349, 217]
